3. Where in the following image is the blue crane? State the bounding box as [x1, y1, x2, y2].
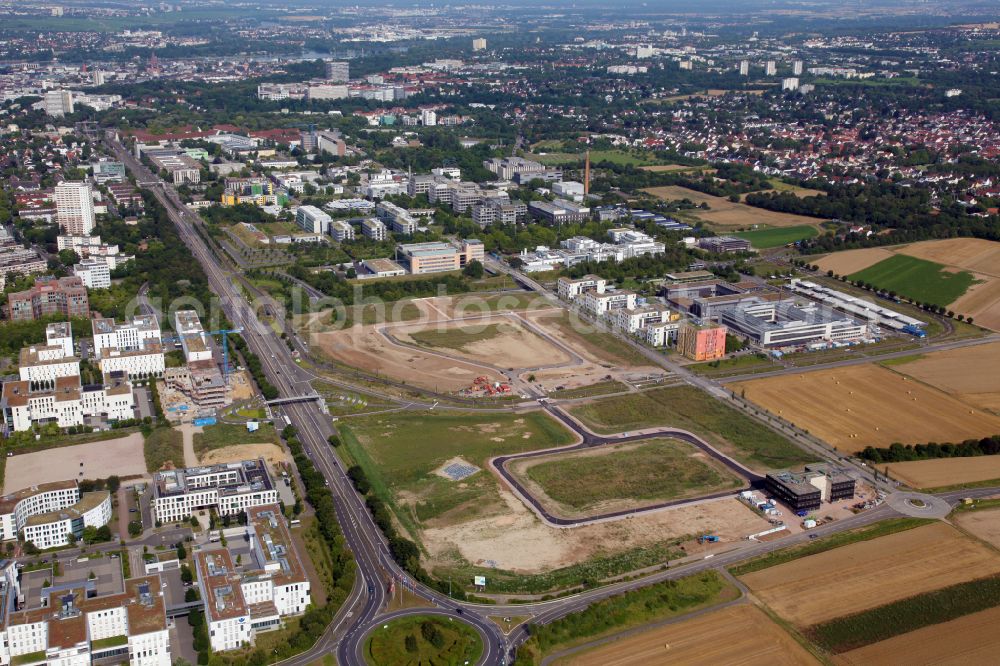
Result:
[160, 327, 244, 385]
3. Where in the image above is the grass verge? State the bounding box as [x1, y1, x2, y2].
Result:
[193, 422, 280, 458]
[364, 615, 483, 666]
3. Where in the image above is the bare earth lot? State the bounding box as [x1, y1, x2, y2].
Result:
[199, 443, 290, 467]
[422, 493, 769, 574]
[728, 364, 1000, 453]
[740, 523, 1000, 627]
[393, 317, 570, 370]
[834, 605, 1000, 666]
[814, 238, 1000, 331]
[892, 342, 1000, 412]
[4, 433, 147, 494]
[557, 604, 818, 666]
[887, 457, 1000, 489]
[642, 185, 824, 229]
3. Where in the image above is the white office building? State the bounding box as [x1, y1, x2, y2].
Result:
[73, 257, 111, 289]
[152, 459, 279, 523]
[329, 219, 355, 242]
[295, 205, 332, 235]
[361, 217, 387, 241]
[55, 181, 95, 236]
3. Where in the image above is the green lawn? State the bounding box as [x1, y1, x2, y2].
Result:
[568, 386, 815, 470]
[522, 438, 743, 512]
[529, 150, 663, 167]
[363, 615, 483, 666]
[339, 411, 574, 535]
[547, 380, 629, 399]
[849, 254, 977, 307]
[734, 224, 818, 249]
[193, 422, 280, 458]
[408, 323, 507, 351]
[143, 427, 184, 472]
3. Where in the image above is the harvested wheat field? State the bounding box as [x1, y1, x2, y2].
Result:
[557, 604, 818, 666]
[813, 248, 895, 276]
[740, 522, 1000, 627]
[315, 324, 503, 391]
[642, 186, 823, 229]
[886, 457, 1000, 489]
[892, 343, 1000, 412]
[954, 507, 1000, 548]
[392, 317, 571, 370]
[834, 605, 1000, 666]
[728, 364, 1000, 453]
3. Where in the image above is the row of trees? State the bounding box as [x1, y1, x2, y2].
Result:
[859, 436, 1000, 463]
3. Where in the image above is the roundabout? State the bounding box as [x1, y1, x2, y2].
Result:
[351, 608, 500, 666]
[886, 491, 953, 519]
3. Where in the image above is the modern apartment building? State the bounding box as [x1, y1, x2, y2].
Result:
[43, 89, 74, 117]
[94, 316, 165, 378]
[54, 182, 95, 236]
[152, 459, 279, 523]
[376, 201, 417, 235]
[557, 275, 607, 300]
[579, 289, 638, 317]
[7, 276, 90, 321]
[329, 219, 355, 242]
[2, 371, 135, 433]
[324, 60, 350, 82]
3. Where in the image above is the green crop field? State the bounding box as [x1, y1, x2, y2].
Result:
[522, 439, 743, 512]
[808, 575, 1000, 653]
[363, 615, 483, 666]
[408, 323, 506, 350]
[339, 411, 573, 533]
[734, 224, 818, 249]
[529, 150, 663, 167]
[849, 254, 976, 307]
[568, 386, 815, 470]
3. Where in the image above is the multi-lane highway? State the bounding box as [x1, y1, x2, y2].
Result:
[106, 132, 1000, 665]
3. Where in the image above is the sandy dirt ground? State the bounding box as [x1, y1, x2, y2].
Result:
[393, 317, 571, 370]
[421, 489, 770, 574]
[4, 433, 147, 494]
[506, 441, 742, 519]
[177, 423, 200, 467]
[315, 323, 504, 391]
[954, 507, 1000, 548]
[228, 370, 256, 401]
[834, 605, 1000, 666]
[199, 443, 290, 467]
[557, 604, 819, 666]
[813, 248, 895, 276]
[728, 364, 1000, 453]
[642, 186, 824, 229]
[886, 457, 1000, 489]
[892, 343, 1000, 412]
[740, 523, 1000, 627]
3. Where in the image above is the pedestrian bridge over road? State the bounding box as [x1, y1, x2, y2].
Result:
[265, 393, 323, 406]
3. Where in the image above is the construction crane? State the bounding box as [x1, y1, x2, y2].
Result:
[160, 327, 244, 385]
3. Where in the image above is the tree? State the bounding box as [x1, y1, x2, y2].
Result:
[180, 564, 194, 584]
[66, 532, 77, 545]
[185, 588, 200, 602]
[106, 476, 121, 493]
[404, 635, 418, 653]
[82, 526, 98, 544]
[327, 434, 341, 447]
[95, 525, 112, 542]
[127, 520, 142, 537]
[177, 542, 187, 560]
[462, 259, 484, 278]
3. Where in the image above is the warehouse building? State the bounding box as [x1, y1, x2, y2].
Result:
[717, 298, 868, 348]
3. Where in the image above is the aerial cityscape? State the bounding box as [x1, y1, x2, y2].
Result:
[2, 0, 1000, 664]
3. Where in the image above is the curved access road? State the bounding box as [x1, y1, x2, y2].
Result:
[491, 404, 763, 527]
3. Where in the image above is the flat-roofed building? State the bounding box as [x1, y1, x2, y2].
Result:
[528, 199, 590, 224]
[23, 491, 112, 550]
[18, 343, 80, 383]
[195, 549, 251, 652]
[360, 217, 387, 241]
[698, 236, 752, 253]
[152, 459, 279, 523]
[8, 276, 90, 321]
[329, 219, 354, 242]
[557, 274, 607, 300]
[579, 289, 638, 317]
[396, 239, 484, 275]
[295, 205, 332, 235]
[678, 322, 727, 361]
[484, 157, 545, 181]
[173, 310, 213, 363]
[73, 257, 111, 289]
[46, 321, 74, 357]
[54, 181, 95, 236]
[2, 371, 134, 432]
[361, 258, 407, 278]
[610, 304, 673, 334]
[376, 201, 417, 235]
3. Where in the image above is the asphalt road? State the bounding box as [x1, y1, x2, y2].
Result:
[105, 134, 1000, 665]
